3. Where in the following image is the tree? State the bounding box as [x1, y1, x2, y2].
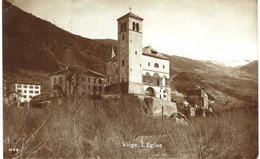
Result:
[54, 66, 85, 98]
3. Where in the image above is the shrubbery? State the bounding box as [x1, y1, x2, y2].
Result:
[3, 95, 258, 158]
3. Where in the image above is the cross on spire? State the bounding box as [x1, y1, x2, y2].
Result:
[129, 6, 132, 12]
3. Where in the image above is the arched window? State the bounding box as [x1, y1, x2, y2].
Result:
[154, 63, 159, 68]
[136, 23, 139, 32]
[132, 22, 135, 31]
[153, 73, 160, 86]
[144, 72, 150, 84]
[124, 22, 127, 31]
[120, 23, 123, 32]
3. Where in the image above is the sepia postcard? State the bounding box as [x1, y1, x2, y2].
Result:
[2, 0, 258, 158]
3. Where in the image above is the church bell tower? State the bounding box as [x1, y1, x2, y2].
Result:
[117, 11, 144, 94]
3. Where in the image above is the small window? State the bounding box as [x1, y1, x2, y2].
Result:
[136, 23, 139, 32]
[23, 95, 26, 98]
[133, 22, 135, 30]
[98, 79, 102, 84]
[29, 95, 32, 98]
[148, 62, 150, 66]
[122, 78, 124, 82]
[163, 95, 167, 98]
[17, 90, 22, 93]
[54, 78, 56, 83]
[124, 22, 126, 31]
[163, 90, 166, 93]
[24, 90, 27, 93]
[135, 51, 137, 55]
[131, 69, 132, 71]
[81, 77, 86, 82]
[35, 86, 39, 89]
[163, 65, 165, 69]
[17, 85, 22, 88]
[122, 34, 124, 40]
[23, 85, 28, 88]
[35, 91, 39, 94]
[122, 60, 125, 66]
[140, 64, 141, 67]
[94, 78, 96, 84]
[29, 86, 33, 89]
[154, 63, 159, 68]
[29, 90, 33, 94]
[121, 23, 123, 32]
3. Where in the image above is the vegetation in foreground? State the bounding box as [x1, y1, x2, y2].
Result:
[3, 95, 258, 159]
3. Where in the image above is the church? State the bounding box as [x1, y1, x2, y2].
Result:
[106, 12, 171, 101]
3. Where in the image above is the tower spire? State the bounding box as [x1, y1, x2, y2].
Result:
[111, 46, 116, 58]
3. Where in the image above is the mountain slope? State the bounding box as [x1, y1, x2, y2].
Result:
[240, 60, 258, 74]
[3, 0, 116, 74]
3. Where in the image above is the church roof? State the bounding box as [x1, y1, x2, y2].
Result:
[117, 12, 144, 21]
[49, 66, 104, 78]
[142, 46, 169, 60]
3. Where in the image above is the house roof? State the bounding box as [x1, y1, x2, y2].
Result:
[49, 66, 105, 78]
[88, 70, 105, 78]
[186, 88, 205, 96]
[8, 92, 22, 97]
[106, 45, 169, 61]
[142, 45, 169, 60]
[9, 82, 41, 85]
[117, 12, 144, 21]
[107, 56, 118, 62]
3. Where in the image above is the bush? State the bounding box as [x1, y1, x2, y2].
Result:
[3, 96, 258, 158]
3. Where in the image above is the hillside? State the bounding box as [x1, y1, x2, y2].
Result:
[3, 0, 116, 74]
[3, 0, 258, 109]
[240, 60, 258, 74]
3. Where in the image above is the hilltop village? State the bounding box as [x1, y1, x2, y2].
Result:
[4, 12, 210, 118]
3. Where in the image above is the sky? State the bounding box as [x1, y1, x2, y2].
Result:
[6, 0, 258, 63]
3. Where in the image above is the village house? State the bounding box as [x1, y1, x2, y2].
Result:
[106, 12, 171, 101]
[186, 87, 208, 109]
[49, 66, 105, 97]
[9, 83, 41, 102]
[8, 92, 22, 106]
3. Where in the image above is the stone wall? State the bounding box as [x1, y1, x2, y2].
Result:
[101, 94, 177, 117]
[137, 94, 177, 117]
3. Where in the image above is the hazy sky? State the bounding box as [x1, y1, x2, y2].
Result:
[6, 0, 258, 62]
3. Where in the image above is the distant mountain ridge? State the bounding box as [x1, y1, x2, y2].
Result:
[240, 60, 258, 74]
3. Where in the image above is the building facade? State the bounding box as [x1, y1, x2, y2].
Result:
[186, 88, 208, 109]
[106, 12, 171, 101]
[50, 66, 105, 97]
[10, 83, 41, 102]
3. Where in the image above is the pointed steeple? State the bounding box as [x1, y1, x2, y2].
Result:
[111, 46, 116, 58]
